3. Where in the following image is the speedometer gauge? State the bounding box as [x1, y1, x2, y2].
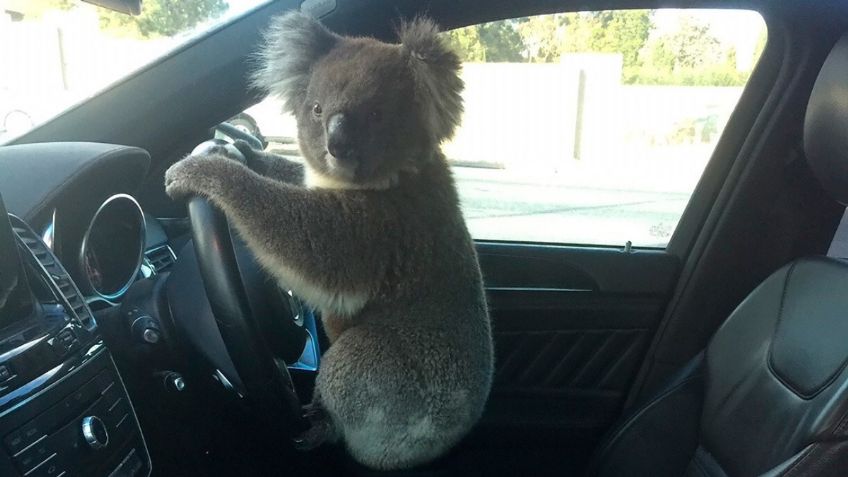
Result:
[79, 194, 145, 301]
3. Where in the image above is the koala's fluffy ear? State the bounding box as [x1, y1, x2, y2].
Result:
[399, 17, 464, 142]
[252, 11, 339, 113]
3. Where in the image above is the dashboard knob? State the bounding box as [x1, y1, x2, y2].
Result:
[141, 327, 161, 344]
[81, 416, 109, 450]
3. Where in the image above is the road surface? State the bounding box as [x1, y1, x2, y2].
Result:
[453, 166, 691, 248]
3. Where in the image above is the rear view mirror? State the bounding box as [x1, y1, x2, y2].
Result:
[82, 0, 141, 15]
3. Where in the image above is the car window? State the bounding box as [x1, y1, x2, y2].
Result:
[0, 0, 270, 142]
[443, 9, 766, 247]
[227, 9, 766, 248]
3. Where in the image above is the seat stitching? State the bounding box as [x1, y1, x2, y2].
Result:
[833, 407, 848, 437]
[777, 444, 816, 477]
[767, 259, 848, 399]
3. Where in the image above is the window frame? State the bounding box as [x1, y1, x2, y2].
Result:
[438, 8, 775, 254]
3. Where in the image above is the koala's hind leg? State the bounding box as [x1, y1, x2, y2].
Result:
[316, 325, 474, 470]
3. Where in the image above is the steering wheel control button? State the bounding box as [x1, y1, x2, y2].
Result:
[131, 315, 162, 345]
[81, 416, 109, 450]
[142, 327, 160, 344]
[169, 374, 186, 392]
[157, 371, 186, 393]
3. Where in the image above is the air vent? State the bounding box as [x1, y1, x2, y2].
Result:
[145, 245, 176, 274]
[10, 216, 96, 331]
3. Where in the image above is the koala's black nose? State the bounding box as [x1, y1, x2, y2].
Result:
[326, 113, 355, 160]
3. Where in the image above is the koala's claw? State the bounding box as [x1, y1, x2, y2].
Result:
[292, 420, 334, 451]
[302, 402, 324, 419]
[292, 404, 334, 451]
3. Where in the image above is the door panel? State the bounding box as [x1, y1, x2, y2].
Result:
[474, 242, 680, 447]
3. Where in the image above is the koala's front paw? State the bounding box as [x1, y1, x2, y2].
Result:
[232, 139, 261, 162]
[164, 155, 239, 200]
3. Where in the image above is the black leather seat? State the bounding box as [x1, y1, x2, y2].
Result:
[586, 34, 848, 477]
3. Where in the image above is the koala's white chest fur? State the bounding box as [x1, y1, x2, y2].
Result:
[304, 165, 399, 191]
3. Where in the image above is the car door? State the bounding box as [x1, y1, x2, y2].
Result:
[431, 8, 770, 470]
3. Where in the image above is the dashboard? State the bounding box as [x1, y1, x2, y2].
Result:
[0, 143, 155, 477]
[0, 142, 318, 476]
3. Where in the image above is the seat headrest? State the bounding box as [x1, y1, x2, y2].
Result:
[805, 34, 848, 205]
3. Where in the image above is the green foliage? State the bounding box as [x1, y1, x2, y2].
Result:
[477, 21, 524, 62]
[561, 10, 652, 68]
[445, 20, 523, 62]
[623, 64, 750, 86]
[99, 0, 228, 38]
[444, 10, 763, 87]
[445, 26, 486, 62]
[624, 14, 748, 86]
[445, 10, 659, 68]
[515, 14, 568, 63]
[648, 15, 722, 70]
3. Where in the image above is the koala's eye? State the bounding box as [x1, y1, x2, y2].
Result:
[312, 102, 323, 117]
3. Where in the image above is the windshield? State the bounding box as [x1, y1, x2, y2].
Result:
[0, 0, 269, 142]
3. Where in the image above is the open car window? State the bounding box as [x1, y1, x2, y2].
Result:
[230, 8, 766, 249]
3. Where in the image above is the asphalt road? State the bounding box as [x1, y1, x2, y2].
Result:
[452, 166, 692, 248]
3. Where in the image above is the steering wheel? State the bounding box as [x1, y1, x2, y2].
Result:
[182, 139, 308, 435]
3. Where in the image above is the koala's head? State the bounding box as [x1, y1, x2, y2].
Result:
[252, 12, 463, 188]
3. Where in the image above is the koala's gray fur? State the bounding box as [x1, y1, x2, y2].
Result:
[166, 11, 493, 470]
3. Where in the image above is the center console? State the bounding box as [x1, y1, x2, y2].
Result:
[0, 193, 150, 477]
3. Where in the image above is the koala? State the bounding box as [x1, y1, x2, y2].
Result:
[165, 12, 493, 470]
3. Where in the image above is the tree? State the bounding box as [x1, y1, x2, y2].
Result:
[649, 15, 722, 71]
[628, 14, 747, 86]
[445, 26, 486, 62]
[477, 21, 524, 62]
[99, 0, 228, 38]
[445, 21, 523, 62]
[562, 10, 652, 68]
[516, 14, 568, 63]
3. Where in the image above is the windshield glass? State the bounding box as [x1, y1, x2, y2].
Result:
[0, 0, 269, 143]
